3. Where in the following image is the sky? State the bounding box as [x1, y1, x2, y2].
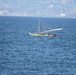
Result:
[0, 0, 76, 17]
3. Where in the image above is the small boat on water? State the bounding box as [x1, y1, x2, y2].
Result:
[29, 19, 62, 36]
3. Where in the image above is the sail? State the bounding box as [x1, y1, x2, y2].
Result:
[41, 28, 63, 33]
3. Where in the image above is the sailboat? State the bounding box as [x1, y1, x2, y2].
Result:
[29, 19, 63, 36]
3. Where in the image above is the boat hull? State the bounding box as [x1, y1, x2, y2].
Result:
[29, 32, 56, 36]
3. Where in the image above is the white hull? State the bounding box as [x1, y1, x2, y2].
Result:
[29, 32, 56, 36]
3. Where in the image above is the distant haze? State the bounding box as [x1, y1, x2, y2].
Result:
[0, 0, 76, 17]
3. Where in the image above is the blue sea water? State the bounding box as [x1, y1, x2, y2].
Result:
[0, 16, 76, 75]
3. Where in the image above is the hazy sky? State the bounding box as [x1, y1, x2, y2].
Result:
[0, 0, 76, 17]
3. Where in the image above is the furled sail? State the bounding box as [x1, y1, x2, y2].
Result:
[41, 28, 63, 33]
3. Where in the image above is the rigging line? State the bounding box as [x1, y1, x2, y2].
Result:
[40, 19, 54, 30]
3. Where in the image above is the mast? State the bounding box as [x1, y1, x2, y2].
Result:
[38, 19, 40, 33]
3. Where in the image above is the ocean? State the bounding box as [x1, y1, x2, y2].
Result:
[0, 16, 76, 75]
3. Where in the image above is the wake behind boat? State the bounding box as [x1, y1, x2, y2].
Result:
[29, 19, 63, 36]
